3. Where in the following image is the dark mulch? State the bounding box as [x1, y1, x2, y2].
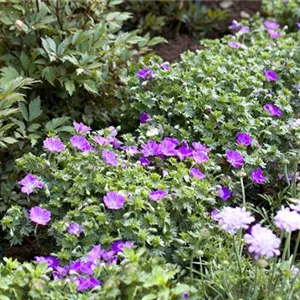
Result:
[155, 0, 262, 62]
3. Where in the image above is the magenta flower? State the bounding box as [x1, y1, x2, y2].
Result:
[211, 209, 220, 221]
[86, 245, 102, 262]
[193, 150, 209, 164]
[122, 146, 140, 155]
[190, 168, 206, 180]
[137, 69, 154, 80]
[237, 133, 252, 147]
[111, 241, 134, 253]
[251, 169, 267, 184]
[103, 192, 125, 210]
[229, 20, 240, 31]
[263, 20, 280, 30]
[141, 140, 160, 157]
[149, 190, 168, 201]
[139, 156, 150, 166]
[70, 135, 94, 152]
[177, 142, 193, 160]
[43, 137, 65, 152]
[192, 142, 211, 153]
[102, 150, 118, 166]
[161, 62, 171, 71]
[239, 26, 250, 34]
[29, 206, 51, 225]
[228, 42, 242, 49]
[67, 223, 83, 236]
[264, 69, 278, 81]
[268, 29, 281, 38]
[73, 121, 91, 133]
[35, 256, 59, 269]
[226, 150, 244, 168]
[264, 103, 282, 117]
[18, 174, 43, 194]
[244, 224, 280, 259]
[140, 112, 150, 124]
[70, 260, 94, 275]
[159, 139, 177, 156]
[214, 206, 255, 235]
[76, 277, 100, 291]
[297, 22, 300, 29]
[93, 136, 110, 146]
[274, 207, 300, 232]
[218, 186, 231, 201]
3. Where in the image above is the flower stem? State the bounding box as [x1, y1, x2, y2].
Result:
[282, 232, 292, 261]
[34, 223, 40, 248]
[291, 161, 298, 198]
[284, 165, 290, 186]
[240, 177, 246, 208]
[233, 235, 242, 275]
[292, 231, 300, 266]
[253, 264, 258, 299]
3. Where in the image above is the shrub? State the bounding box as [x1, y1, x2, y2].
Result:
[263, 0, 300, 31]
[0, 0, 164, 126]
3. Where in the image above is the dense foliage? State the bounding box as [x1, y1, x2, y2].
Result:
[1, 1, 300, 299]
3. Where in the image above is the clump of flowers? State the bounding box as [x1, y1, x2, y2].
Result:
[244, 224, 281, 259]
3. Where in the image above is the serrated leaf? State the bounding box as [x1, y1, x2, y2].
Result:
[29, 98, 42, 122]
[64, 80, 76, 96]
[45, 117, 70, 131]
[0, 137, 18, 144]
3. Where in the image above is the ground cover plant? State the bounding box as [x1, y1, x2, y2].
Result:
[1, 1, 300, 300]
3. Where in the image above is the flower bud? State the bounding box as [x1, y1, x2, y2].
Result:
[256, 258, 268, 268]
[15, 20, 28, 32]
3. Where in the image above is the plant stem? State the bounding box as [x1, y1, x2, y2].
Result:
[291, 161, 298, 198]
[233, 235, 242, 275]
[240, 177, 246, 208]
[253, 264, 258, 299]
[284, 165, 290, 186]
[282, 232, 292, 261]
[34, 223, 40, 248]
[292, 231, 300, 266]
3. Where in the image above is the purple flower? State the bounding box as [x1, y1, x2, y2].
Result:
[264, 103, 282, 117]
[251, 169, 267, 184]
[268, 30, 282, 38]
[274, 207, 300, 232]
[244, 224, 280, 259]
[29, 206, 51, 225]
[108, 126, 118, 137]
[192, 142, 211, 153]
[289, 200, 300, 212]
[149, 190, 168, 201]
[103, 192, 125, 210]
[263, 20, 280, 30]
[70, 135, 94, 152]
[139, 156, 150, 166]
[190, 168, 206, 180]
[43, 137, 65, 152]
[86, 245, 102, 262]
[161, 62, 171, 71]
[183, 292, 189, 298]
[217, 186, 231, 201]
[141, 140, 160, 157]
[140, 112, 150, 124]
[226, 150, 244, 168]
[93, 136, 110, 146]
[35, 256, 59, 269]
[122, 146, 140, 155]
[229, 20, 240, 31]
[76, 277, 100, 291]
[239, 26, 250, 34]
[53, 266, 69, 279]
[177, 142, 193, 160]
[107, 137, 120, 149]
[67, 223, 83, 236]
[228, 42, 242, 49]
[214, 206, 255, 235]
[159, 139, 177, 156]
[18, 174, 43, 194]
[111, 241, 134, 253]
[211, 209, 220, 221]
[236, 133, 252, 147]
[137, 69, 154, 80]
[102, 150, 118, 166]
[70, 260, 94, 275]
[264, 69, 278, 82]
[297, 22, 300, 29]
[73, 121, 91, 133]
[193, 150, 209, 164]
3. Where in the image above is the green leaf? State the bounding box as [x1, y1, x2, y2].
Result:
[18, 103, 28, 121]
[28, 98, 42, 122]
[64, 80, 76, 96]
[45, 117, 70, 131]
[0, 137, 18, 145]
[141, 294, 157, 300]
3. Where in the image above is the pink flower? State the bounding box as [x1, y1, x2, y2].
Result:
[103, 192, 125, 210]
[226, 150, 244, 168]
[43, 137, 65, 152]
[18, 174, 43, 194]
[73, 121, 91, 133]
[29, 206, 51, 225]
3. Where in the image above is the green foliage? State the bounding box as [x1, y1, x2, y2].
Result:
[0, 0, 164, 126]
[0, 248, 195, 300]
[263, 0, 300, 31]
[117, 0, 228, 39]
